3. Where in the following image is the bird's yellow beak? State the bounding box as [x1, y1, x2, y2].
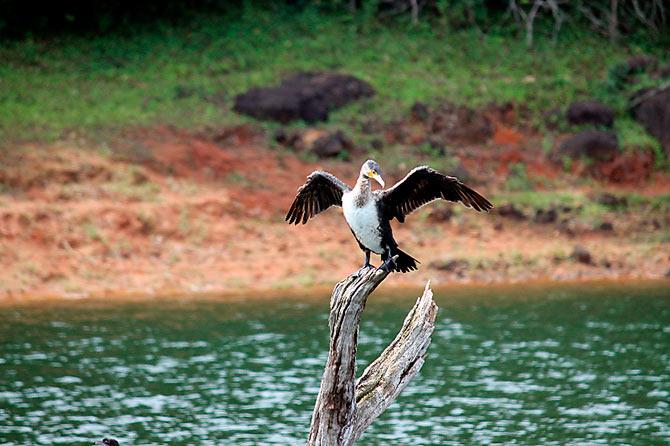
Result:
[368, 170, 385, 188]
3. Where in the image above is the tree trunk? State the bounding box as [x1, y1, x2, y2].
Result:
[409, 0, 419, 25]
[307, 267, 438, 445]
[609, 0, 619, 43]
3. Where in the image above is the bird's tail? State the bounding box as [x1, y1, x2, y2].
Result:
[394, 249, 419, 273]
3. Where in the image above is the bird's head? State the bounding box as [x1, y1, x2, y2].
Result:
[360, 160, 385, 188]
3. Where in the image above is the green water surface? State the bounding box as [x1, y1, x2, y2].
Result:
[1, 282, 669, 445]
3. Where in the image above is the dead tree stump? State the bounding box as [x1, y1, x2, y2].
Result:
[307, 267, 438, 445]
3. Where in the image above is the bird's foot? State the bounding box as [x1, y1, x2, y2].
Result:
[377, 257, 396, 273]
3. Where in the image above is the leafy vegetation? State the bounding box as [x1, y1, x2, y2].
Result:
[1, 8, 666, 143]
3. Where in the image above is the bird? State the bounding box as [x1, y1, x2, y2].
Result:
[286, 160, 493, 273]
[95, 440, 119, 446]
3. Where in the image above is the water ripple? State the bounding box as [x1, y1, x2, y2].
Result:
[0, 284, 669, 445]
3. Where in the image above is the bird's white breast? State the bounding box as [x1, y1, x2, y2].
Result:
[342, 192, 383, 254]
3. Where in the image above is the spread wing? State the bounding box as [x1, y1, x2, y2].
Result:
[285, 171, 350, 224]
[379, 166, 493, 222]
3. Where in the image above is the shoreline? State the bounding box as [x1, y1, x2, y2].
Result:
[2, 276, 668, 307]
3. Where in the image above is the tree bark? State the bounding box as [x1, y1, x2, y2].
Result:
[409, 0, 419, 25]
[307, 267, 438, 445]
[609, 0, 619, 43]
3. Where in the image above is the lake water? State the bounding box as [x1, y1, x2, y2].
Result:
[1, 282, 669, 445]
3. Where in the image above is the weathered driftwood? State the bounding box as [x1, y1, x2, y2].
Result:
[307, 266, 438, 445]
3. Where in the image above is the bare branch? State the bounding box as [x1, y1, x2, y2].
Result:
[508, 0, 568, 47]
[525, 0, 543, 48]
[577, 3, 608, 36]
[351, 282, 437, 442]
[631, 0, 659, 32]
[307, 268, 438, 445]
[545, 0, 566, 42]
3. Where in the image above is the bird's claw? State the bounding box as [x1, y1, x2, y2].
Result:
[377, 257, 396, 273]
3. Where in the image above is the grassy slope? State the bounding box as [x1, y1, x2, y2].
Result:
[0, 9, 665, 145]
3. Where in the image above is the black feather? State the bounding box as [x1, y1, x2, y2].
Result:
[285, 171, 350, 225]
[378, 166, 492, 222]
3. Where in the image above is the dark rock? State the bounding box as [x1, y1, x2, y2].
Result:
[534, 208, 558, 224]
[361, 118, 384, 134]
[427, 207, 453, 223]
[571, 245, 592, 264]
[174, 85, 198, 100]
[641, 219, 661, 230]
[311, 131, 353, 159]
[656, 63, 670, 79]
[430, 258, 469, 273]
[430, 102, 493, 144]
[97, 439, 119, 446]
[626, 55, 657, 73]
[595, 192, 628, 207]
[566, 100, 615, 128]
[495, 203, 526, 220]
[597, 221, 614, 231]
[273, 128, 291, 145]
[411, 101, 431, 122]
[131, 169, 148, 185]
[555, 130, 619, 162]
[275, 127, 311, 150]
[557, 221, 576, 237]
[233, 72, 374, 123]
[384, 102, 493, 148]
[630, 86, 670, 157]
[274, 128, 353, 159]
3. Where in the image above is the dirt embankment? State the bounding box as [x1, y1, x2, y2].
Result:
[1, 125, 669, 301]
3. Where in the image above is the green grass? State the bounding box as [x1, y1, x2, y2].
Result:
[493, 189, 670, 220]
[493, 190, 591, 209]
[504, 162, 533, 191]
[0, 8, 664, 144]
[614, 118, 667, 168]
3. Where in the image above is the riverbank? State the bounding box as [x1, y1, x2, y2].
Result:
[1, 127, 668, 301]
[2, 10, 669, 301]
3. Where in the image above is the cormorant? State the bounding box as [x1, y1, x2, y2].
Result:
[286, 160, 493, 273]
